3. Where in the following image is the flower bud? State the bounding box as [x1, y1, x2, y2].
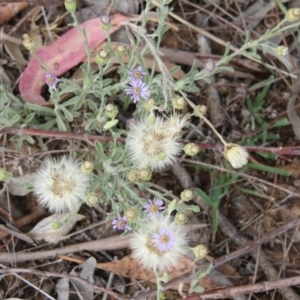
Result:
[175, 212, 188, 225]
[197, 104, 207, 116]
[0, 168, 9, 182]
[192, 244, 208, 259]
[103, 119, 118, 130]
[275, 45, 288, 56]
[144, 98, 156, 111]
[127, 169, 139, 183]
[147, 113, 156, 125]
[85, 192, 99, 207]
[124, 208, 138, 222]
[224, 143, 248, 169]
[22, 33, 37, 52]
[100, 15, 112, 31]
[180, 189, 193, 201]
[114, 44, 127, 56]
[183, 143, 200, 156]
[95, 49, 109, 66]
[286, 8, 300, 22]
[172, 96, 186, 110]
[175, 80, 185, 90]
[137, 168, 152, 181]
[204, 59, 216, 72]
[105, 104, 119, 119]
[81, 160, 94, 174]
[156, 152, 167, 161]
[64, 0, 76, 13]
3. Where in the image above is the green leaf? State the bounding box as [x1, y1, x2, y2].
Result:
[25, 103, 55, 115]
[59, 106, 74, 122]
[94, 141, 106, 159]
[195, 188, 214, 207]
[191, 285, 204, 293]
[212, 207, 218, 233]
[238, 187, 273, 200]
[247, 162, 290, 176]
[270, 117, 289, 128]
[56, 113, 68, 132]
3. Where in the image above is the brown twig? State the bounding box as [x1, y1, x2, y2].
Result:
[0, 267, 128, 300]
[183, 276, 300, 299]
[2, 127, 300, 156]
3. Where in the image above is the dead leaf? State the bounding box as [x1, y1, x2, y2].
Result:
[28, 213, 85, 243]
[7, 173, 36, 196]
[60, 254, 218, 292]
[0, 3, 28, 25]
[19, 14, 130, 105]
[69, 257, 96, 300]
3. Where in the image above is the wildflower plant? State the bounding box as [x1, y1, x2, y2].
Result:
[1, 0, 300, 298]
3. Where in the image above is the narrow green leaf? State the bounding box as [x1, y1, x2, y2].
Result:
[195, 188, 214, 207]
[94, 141, 106, 159]
[270, 117, 289, 128]
[247, 162, 290, 176]
[56, 113, 67, 132]
[59, 106, 74, 122]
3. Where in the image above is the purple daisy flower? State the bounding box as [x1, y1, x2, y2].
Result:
[45, 73, 59, 90]
[204, 59, 216, 72]
[152, 227, 176, 252]
[112, 216, 131, 231]
[128, 66, 147, 84]
[125, 81, 150, 103]
[143, 198, 165, 218]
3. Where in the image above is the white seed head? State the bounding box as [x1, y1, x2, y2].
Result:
[130, 214, 188, 272]
[33, 156, 90, 213]
[224, 143, 248, 169]
[126, 116, 183, 170]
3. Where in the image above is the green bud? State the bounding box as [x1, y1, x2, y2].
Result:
[275, 45, 288, 56]
[85, 192, 99, 207]
[180, 189, 193, 201]
[137, 168, 152, 181]
[64, 0, 76, 13]
[127, 169, 139, 183]
[144, 98, 156, 111]
[0, 168, 9, 182]
[100, 15, 112, 31]
[95, 50, 109, 66]
[22, 33, 37, 53]
[80, 160, 94, 174]
[175, 212, 188, 225]
[172, 96, 185, 110]
[114, 44, 127, 56]
[103, 119, 118, 130]
[184, 143, 200, 156]
[175, 80, 185, 90]
[105, 104, 119, 119]
[192, 244, 208, 259]
[147, 113, 156, 125]
[286, 8, 300, 22]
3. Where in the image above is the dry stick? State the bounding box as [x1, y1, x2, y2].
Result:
[0, 224, 205, 263]
[0, 267, 128, 300]
[183, 276, 300, 300]
[2, 127, 300, 156]
[171, 163, 300, 300]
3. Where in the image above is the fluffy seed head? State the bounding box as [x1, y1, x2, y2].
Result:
[224, 143, 249, 169]
[126, 116, 183, 170]
[33, 156, 90, 213]
[130, 215, 188, 271]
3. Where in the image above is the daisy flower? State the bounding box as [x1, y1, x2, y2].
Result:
[126, 116, 182, 170]
[112, 216, 131, 231]
[125, 81, 150, 103]
[128, 66, 147, 84]
[33, 156, 89, 213]
[143, 198, 165, 218]
[130, 214, 188, 272]
[45, 73, 59, 90]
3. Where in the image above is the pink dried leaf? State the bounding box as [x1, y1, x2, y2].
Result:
[19, 14, 129, 105]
